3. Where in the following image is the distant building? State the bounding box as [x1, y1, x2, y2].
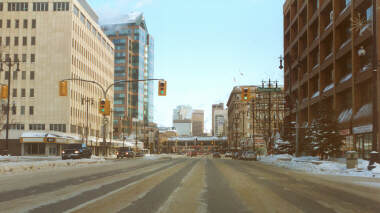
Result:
[173, 105, 192, 120]
[173, 120, 192, 136]
[212, 103, 224, 136]
[214, 109, 227, 137]
[192, 110, 204, 136]
[103, 12, 154, 135]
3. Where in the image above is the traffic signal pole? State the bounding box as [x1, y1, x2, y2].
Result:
[59, 78, 164, 156]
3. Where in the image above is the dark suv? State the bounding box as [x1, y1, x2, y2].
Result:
[62, 146, 92, 160]
[116, 148, 135, 159]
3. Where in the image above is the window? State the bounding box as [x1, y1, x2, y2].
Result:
[13, 71, 17, 80]
[7, 20, 10, 28]
[50, 124, 66, 132]
[12, 106, 16, 115]
[32, 19, 36, 28]
[5, 71, 9, 80]
[31, 37, 36, 45]
[12, 88, 17, 97]
[22, 71, 26, 80]
[53, 2, 69, 11]
[14, 37, 18, 46]
[23, 37, 27, 46]
[23, 19, 27, 28]
[21, 106, 25, 115]
[29, 124, 45, 130]
[22, 54, 26, 62]
[30, 88, 34, 97]
[8, 2, 29, 11]
[21, 88, 26, 97]
[5, 37, 10, 46]
[0, 20, 2, 28]
[15, 19, 19, 28]
[0, 3, 3, 11]
[29, 106, 34, 115]
[31, 54, 35, 63]
[30, 71, 35, 80]
[33, 2, 48, 11]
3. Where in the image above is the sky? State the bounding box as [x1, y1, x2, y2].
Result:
[88, 0, 285, 133]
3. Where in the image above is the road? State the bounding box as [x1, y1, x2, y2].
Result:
[0, 156, 380, 213]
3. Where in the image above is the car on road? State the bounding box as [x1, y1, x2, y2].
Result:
[224, 152, 233, 158]
[244, 151, 257, 161]
[213, 152, 221, 158]
[188, 151, 197, 157]
[135, 152, 145, 157]
[116, 148, 135, 159]
[62, 147, 92, 160]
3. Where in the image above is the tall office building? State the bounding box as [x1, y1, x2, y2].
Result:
[283, 0, 380, 158]
[212, 103, 224, 136]
[214, 109, 227, 137]
[0, 0, 114, 154]
[173, 105, 192, 120]
[103, 12, 154, 135]
[192, 109, 204, 136]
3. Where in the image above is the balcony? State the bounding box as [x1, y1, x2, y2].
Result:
[355, 68, 372, 84]
[323, 83, 334, 93]
[336, 39, 352, 60]
[336, 4, 351, 27]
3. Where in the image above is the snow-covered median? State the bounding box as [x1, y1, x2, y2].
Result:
[0, 156, 106, 175]
[260, 154, 380, 178]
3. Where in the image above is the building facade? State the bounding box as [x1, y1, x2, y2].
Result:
[227, 85, 284, 152]
[102, 12, 154, 135]
[214, 109, 227, 137]
[0, 0, 114, 155]
[192, 109, 204, 136]
[173, 119, 192, 136]
[283, 0, 380, 158]
[173, 105, 192, 120]
[212, 103, 224, 136]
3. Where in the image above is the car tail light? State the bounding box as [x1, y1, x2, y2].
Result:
[126, 152, 128, 155]
[116, 152, 119, 155]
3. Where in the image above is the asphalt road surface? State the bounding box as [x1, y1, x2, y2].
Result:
[0, 156, 380, 213]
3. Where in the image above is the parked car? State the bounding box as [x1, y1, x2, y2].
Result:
[135, 152, 145, 157]
[224, 152, 233, 158]
[239, 152, 246, 160]
[232, 152, 239, 160]
[244, 151, 257, 161]
[213, 152, 221, 158]
[188, 151, 197, 157]
[62, 147, 92, 160]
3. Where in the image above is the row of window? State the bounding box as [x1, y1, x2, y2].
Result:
[11, 88, 35, 98]
[0, 19, 36, 29]
[1, 71, 35, 80]
[0, 36, 36, 47]
[0, 53, 36, 63]
[9, 106, 34, 115]
[5, 2, 69, 12]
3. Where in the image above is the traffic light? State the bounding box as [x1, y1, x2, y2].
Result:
[241, 87, 250, 102]
[1, 85, 8, 99]
[99, 99, 111, 115]
[104, 99, 111, 115]
[158, 80, 167, 96]
[99, 99, 106, 114]
[59, 81, 68, 96]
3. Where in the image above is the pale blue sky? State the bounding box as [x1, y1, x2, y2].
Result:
[88, 0, 285, 132]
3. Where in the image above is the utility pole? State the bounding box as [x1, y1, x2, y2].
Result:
[372, 0, 378, 152]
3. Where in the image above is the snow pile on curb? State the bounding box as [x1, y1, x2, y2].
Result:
[0, 158, 106, 175]
[260, 154, 380, 178]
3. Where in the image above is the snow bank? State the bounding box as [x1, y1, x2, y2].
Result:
[260, 155, 380, 178]
[0, 158, 106, 175]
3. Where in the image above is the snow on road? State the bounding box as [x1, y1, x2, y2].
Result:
[260, 154, 380, 178]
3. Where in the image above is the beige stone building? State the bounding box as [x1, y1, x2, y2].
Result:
[192, 109, 204, 136]
[0, 0, 114, 155]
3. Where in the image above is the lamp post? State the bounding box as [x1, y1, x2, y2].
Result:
[0, 55, 20, 154]
[81, 97, 94, 147]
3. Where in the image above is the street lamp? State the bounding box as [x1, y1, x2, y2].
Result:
[0, 55, 20, 154]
